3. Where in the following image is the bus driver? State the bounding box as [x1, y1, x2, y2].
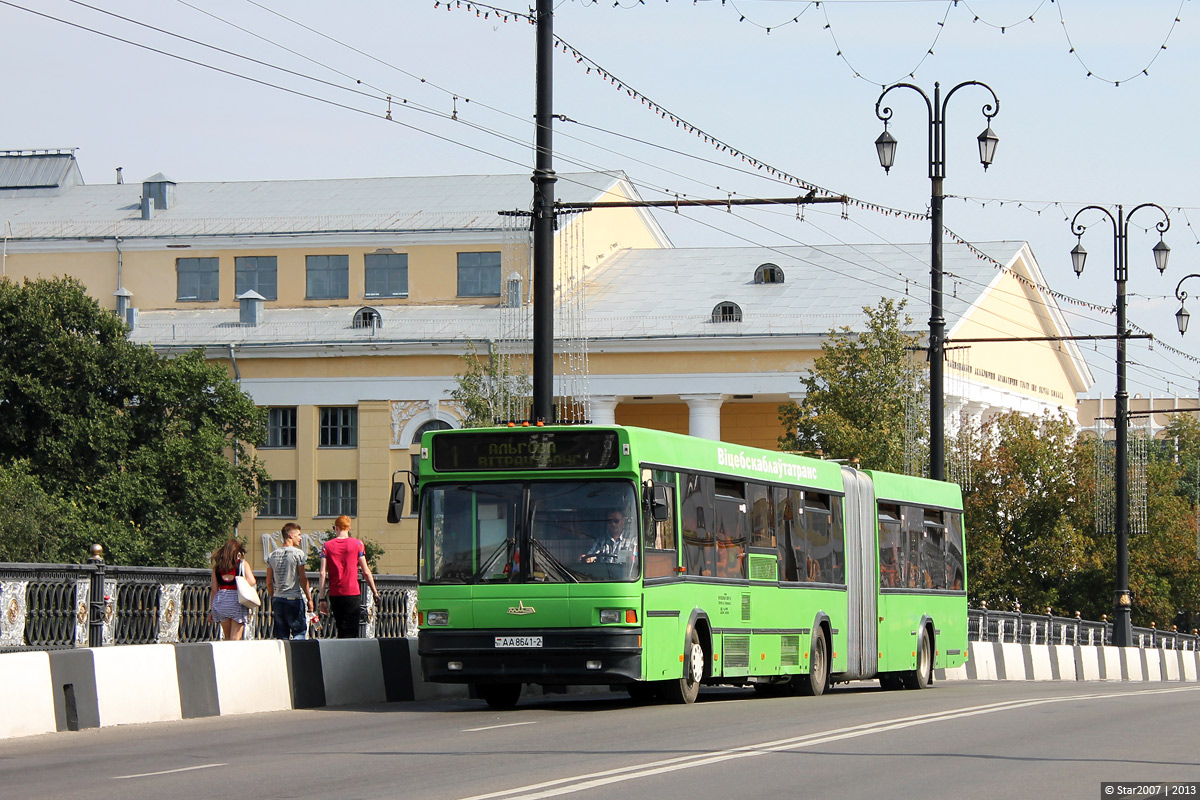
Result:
[581, 508, 628, 564]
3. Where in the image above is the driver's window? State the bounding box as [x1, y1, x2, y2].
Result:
[643, 468, 679, 580]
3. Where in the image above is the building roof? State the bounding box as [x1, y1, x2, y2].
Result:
[0, 149, 83, 197]
[0, 169, 643, 239]
[127, 240, 1037, 347]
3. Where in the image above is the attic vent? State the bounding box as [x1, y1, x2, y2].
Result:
[754, 263, 784, 284]
[711, 301, 742, 323]
[353, 306, 382, 331]
[140, 173, 176, 219]
[237, 290, 265, 326]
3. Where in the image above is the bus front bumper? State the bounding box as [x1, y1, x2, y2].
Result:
[418, 627, 642, 685]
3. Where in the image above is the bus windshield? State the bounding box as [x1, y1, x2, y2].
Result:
[419, 480, 639, 584]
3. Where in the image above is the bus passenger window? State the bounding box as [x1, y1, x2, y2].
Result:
[804, 493, 832, 584]
[681, 473, 715, 577]
[747, 483, 774, 548]
[878, 503, 901, 588]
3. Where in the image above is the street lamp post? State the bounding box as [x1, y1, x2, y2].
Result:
[874, 81, 1000, 481]
[1069, 203, 1170, 648]
[1174, 274, 1200, 335]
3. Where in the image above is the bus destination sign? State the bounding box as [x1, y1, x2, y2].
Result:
[432, 430, 621, 472]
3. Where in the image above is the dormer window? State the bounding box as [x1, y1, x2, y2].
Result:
[754, 263, 784, 284]
[711, 302, 742, 323]
[353, 306, 382, 330]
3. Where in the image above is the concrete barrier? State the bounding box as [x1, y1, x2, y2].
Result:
[9, 637, 1200, 741]
[213, 640, 291, 714]
[319, 639, 387, 707]
[1075, 645, 1101, 681]
[0, 651, 56, 738]
[90, 644, 182, 728]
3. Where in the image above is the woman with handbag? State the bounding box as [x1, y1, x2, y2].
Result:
[208, 538, 257, 640]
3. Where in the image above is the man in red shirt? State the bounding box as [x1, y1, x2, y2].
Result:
[317, 515, 381, 638]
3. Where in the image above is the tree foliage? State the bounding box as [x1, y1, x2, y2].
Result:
[962, 411, 1101, 614]
[0, 277, 267, 566]
[962, 409, 1200, 628]
[448, 340, 532, 427]
[778, 298, 927, 473]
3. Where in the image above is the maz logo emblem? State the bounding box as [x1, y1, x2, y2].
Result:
[507, 601, 536, 615]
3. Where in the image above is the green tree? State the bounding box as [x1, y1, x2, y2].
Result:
[778, 298, 926, 472]
[961, 410, 1103, 614]
[448, 340, 532, 427]
[0, 277, 267, 566]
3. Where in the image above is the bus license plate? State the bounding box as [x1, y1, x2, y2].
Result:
[495, 636, 542, 648]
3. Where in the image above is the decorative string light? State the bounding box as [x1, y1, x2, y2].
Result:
[574, 0, 1187, 87]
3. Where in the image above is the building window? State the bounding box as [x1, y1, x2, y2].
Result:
[318, 480, 357, 517]
[265, 407, 297, 448]
[319, 407, 357, 447]
[260, 480, 297, 518]
[365, 252, 408, 298]
[176, 257, 219, 302]
[352, 307, 382, 330]
[754, 263, 785, 284]
[410, 418, 452, 446]
[457, 251, 502, 297]
[235, 256, 278, 300]
[711, 301, 743, 323]
[306, 255, 349, 300]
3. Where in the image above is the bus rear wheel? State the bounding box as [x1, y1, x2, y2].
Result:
[663, 629, 703, 704]
[479, 682, 522, 709]
[904, 628, 933, 690]
[796, 630, 830, 697]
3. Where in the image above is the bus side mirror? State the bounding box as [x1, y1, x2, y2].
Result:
[650, 484, 670, 522]
[386, 469, 416, 524]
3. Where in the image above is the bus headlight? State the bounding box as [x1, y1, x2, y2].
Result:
[599, 609, 621, 624]
[427, 610, 449, 626]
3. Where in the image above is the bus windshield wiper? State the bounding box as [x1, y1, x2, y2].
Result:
[472, 539, 514, 582]
[530, 537, 579, 583]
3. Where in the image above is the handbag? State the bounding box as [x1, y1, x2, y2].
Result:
[235, 561, 260, 608]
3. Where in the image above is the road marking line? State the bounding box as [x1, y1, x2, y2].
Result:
[112, 763, 228, 780]
[459, 685, 1200, 800]
[464, 721, 539, 732]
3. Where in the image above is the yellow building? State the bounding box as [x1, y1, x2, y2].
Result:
[0, 150, 1093, 574]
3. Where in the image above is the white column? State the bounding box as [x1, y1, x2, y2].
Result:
[590, 395, 618, 425]
[682, 394, 724, 441]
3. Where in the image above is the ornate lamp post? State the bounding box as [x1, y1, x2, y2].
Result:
[1069, 203, 1170, 647]
[1174, 274, 1200, 335]
[874, 81, 1000, 481]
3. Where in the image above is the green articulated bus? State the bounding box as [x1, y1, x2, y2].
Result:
[403, 424, 967, 709]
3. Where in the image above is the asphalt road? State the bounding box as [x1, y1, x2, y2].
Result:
[3, 681, 1198, 800]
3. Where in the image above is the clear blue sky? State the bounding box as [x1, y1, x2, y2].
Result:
[1, 0, 1196, 400]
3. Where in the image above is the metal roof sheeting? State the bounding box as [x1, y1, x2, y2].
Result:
[127, 241, 1028, 347]
[0, 170, 634, 239]
[0, 153, 81, 191]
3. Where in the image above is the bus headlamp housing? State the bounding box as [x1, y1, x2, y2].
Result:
[599, 609, 621, 624]
[427, 610, 449, 626]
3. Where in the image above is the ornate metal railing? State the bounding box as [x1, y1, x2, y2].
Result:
[1, 557, 416, 652]
[967, 605, 1200, 650]
[7, 557, 1197, 654]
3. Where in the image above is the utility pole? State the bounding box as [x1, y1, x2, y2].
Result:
[531, 0, 556, 423]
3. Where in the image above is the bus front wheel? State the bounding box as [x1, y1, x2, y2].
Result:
[664, 629, 703, 704]
[479, 682, 522, 709]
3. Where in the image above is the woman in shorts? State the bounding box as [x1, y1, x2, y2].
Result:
[208, 538, 255, 640]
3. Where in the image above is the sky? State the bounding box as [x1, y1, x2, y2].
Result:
[1, 0, 1197, 403]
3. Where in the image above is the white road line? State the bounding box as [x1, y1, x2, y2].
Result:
[458, 685, 1200, 800]
[112, 763, 228, 780]
[464, 721, 540, 732]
